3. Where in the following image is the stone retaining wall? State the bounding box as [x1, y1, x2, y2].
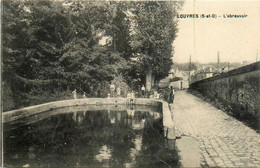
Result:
[3, 98, 158, 122]
[3, 98, 175, 139]
[4, 98, 176, 140]
[189, 62, 260, 119]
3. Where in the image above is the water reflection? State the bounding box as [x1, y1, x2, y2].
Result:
[72, 111, 85, 125]
[4, 108, 180, 168]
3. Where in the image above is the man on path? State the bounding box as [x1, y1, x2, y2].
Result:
[172, 88, 175, 103]
[169, 86, 175, 104]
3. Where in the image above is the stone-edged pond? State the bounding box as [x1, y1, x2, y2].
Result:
[3, 99, 181, 168]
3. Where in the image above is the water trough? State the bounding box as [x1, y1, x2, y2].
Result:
[3, 98, 176, 140]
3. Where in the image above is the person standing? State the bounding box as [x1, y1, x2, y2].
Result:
[172, 88, 175, 103]
[72, 89, 77, 99]
[82, 92, 86, 98]
[141, 85, 145, 98]
[110, 83, 115, 97]
[131, 91, 135, 98]
[127, 92, 131, 98]
[169, 86, 175, 104]
[116, 87, 121, 97]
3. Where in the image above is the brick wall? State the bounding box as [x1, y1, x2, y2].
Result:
[190, 62, 260, 119]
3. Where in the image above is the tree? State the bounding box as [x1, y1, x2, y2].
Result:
[59, 1, 131, 92]
[2, 1, 182, 110]
[128, 1, 182, 90]
[3, 1, 75, 109]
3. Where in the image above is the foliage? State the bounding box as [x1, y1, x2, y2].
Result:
[174, 63, 198, 71]
[2, 1, 182, 110]
[129, 1, 180, 81]
[110, 75, 131, 97]
[158, 87, 172, 102]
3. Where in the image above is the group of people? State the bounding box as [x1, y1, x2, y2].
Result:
[72, 89, 86, 99]
[71, 83, 122, 99]
[71, 84, 175, 104]
[149, 90, 160, 99]
[109, 83, 121, 98]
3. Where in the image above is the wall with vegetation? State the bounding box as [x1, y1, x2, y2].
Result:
[190, 62, 260, 121]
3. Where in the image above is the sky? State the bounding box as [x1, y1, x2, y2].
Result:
[173, 1, 260, 63]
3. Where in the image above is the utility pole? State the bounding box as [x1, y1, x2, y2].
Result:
[256, 49, 258, 62]
[189, 54, 191, 84]
[217, 51, 220, 72]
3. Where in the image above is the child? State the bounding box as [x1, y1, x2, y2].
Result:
[82, 92, 86, 98]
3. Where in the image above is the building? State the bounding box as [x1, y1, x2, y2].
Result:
[169, 69, 189, 90]
[191, 66, 217, 83]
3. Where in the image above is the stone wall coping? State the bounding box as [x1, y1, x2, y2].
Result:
[191, 61, 260, 85]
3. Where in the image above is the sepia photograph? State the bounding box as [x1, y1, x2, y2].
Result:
[1, 0, 260, 167]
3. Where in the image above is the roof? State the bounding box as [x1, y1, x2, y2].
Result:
[192, 67, 217, 75]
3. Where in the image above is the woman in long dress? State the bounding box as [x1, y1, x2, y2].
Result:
[72, 89, 77, 99]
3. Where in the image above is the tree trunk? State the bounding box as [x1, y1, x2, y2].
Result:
[146, 70, 152, 91]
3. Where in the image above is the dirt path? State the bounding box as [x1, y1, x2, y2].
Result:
[172, 90, 260, 167]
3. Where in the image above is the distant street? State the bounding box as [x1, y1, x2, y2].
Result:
[172, 91, 260, 167]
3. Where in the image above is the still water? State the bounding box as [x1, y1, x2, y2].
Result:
[4, 105, 180, 168]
